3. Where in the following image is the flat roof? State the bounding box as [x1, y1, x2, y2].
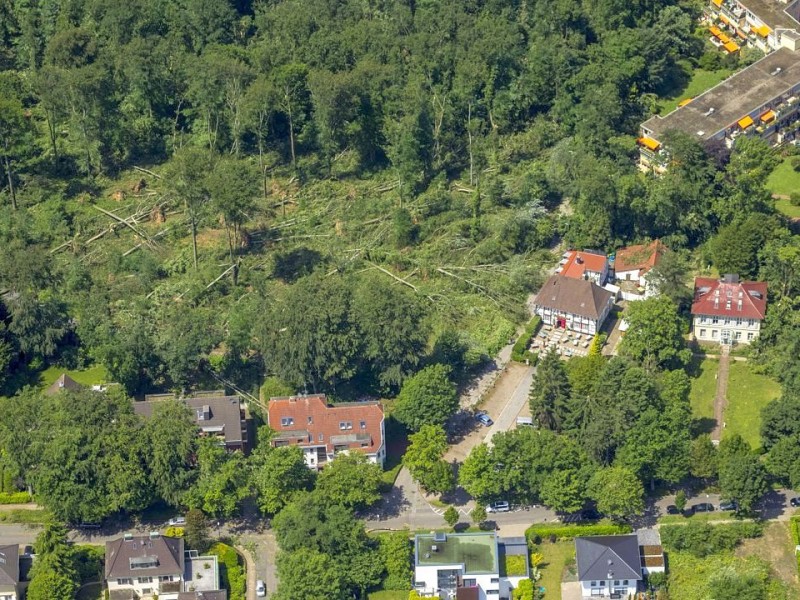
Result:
[642, 48, 800, 142]
[415, 533, 497, 574]
[742, 0, 800, 31]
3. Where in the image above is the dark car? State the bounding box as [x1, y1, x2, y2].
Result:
[691, 502, 715, 513]
[76, 522, 102, 530]
[581, 508, 602, 521]
[475, 412, 494, 427]
[719, 500, 738, 511]
[665, 505, 680, 515]
[790, 497, 800, 508]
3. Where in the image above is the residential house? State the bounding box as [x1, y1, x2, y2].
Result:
[638, 48, 800, 172]
[557, 250, 609, 286]
[575, 535, 643, 599]
[707, 0, 800, 53]
[44, 373, 82, 396]
[613, 240, 667, 297]
[135, 392, 249, 452]
[413, 533, 529, 600]
[106, 534, 225, 600]
[267, 395, 385, 469]
[691, 274, 768, 345]
[533, 275, 616, 335]
[0, 545, 19, 600]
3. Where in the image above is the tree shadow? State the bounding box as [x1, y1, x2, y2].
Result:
[756, 488, 788, 521]
[691, 417, 717, 436]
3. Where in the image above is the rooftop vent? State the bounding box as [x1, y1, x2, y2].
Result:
[431, 545, 438, 552]
[0, 552, 5, 565]
[130, 555, 159, 569]
[149, 531, 160, 539]
[748, 290, 763, 299]
[772, 67, 782, 76]
[722, 274, 740, 283]
[124, 533, 134, 541]
[433, 532, 447, 543]
[197, 405, 211, 421]
[703, 107, 715, 117]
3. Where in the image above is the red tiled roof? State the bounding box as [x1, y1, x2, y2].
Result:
[267, 395, 384, 455]
[691, 276, 767, 320]
[614, 240, 667, 275]
[561, 251, 608, 280]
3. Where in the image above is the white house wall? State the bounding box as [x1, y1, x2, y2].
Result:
[579, 579, 638, 598]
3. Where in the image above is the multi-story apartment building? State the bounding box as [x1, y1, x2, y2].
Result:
[639, 48, 800, 172]
[267, 395, 385, 469]
[707, 0, 800, 53]
[691, 274, 768, 345]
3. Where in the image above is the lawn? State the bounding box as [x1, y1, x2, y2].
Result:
[689, 356, 719, 435]
[736, 521, 800, 592]
[775, 197, 800, 219]
[657, 68, 732, 115]
[368, 592, 408, 600]
[0, 509, 49, 523]
[534, 540, 575, 600]
[723, 362, 781, 450]
[668, 551, 790, 599]
[659, 510, 735, 524]
[75, 583, 103, 600]
[38, 364, 110, 388]
[767, 158, 800, 198]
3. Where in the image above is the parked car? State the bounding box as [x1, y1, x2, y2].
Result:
[580, 508, 602, 521]
[691, 502, 715, 513]
[791, 497, 800, 508]
[475, 412, 494, 427]
[76, 522, 102, 530]
[486, 501, 510, 513]
[665, 505, 680, 515]
[168, 516, 186, 526]
[256, 580, 266, 597]
[719, 500, 738, 511]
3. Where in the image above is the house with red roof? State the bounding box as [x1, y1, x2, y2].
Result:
[557, 250, 609, 285]
[614, 240, 667, 296]
[691, 274, 767, 345]
[267, 395, 385, 469]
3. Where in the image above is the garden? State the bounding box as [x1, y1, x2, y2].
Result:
[723, 362, 781, 450]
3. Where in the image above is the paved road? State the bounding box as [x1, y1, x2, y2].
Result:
[485, 366, 534, 448]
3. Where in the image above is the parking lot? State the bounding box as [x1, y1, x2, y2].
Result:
[530, 324, 594, 358]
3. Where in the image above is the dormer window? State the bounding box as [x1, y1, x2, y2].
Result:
[339, 421, 352, 430]
[281, 417, 294, 427]
[360, 420, 367, 429]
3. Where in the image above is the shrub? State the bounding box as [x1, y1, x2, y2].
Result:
[73, 545, 105, 584]
[660, 522, 763, 557]
[0, 492, 32, 504]
[208, 543, 245, 600]
[525, 522, 632, 542]
[511, 317, 542, 363]
[791, 156, 800, 172]
[164, 526, 185, 537]
[789, 192, 800, 207]
[503, 554, 527, 576]
[379, 531, 412, 591]
[790, 516, 800, 545]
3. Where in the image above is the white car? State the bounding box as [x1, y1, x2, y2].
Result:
[486, 501, 510, 513]
[256, 580, 266, 597]
[167, 516, 186, 526]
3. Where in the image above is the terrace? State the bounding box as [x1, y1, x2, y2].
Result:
[415, 533, 498, 575]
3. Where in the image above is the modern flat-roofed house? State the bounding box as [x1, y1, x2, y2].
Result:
[135, 392, 249, 452]
[267, 395, 385, 469]
[706, 0, 800, 53]
[638, 48, 800, 172]
[106, 534, 185, 600]
[558, 250, 609, 286]
[177, 592, 227, 600]
[691, 274, 767, 345]
[575, 535, 642, 599]
[613, 240, 667, 296]
[0, 545, 19, 600]
[533, 275, 615, 335]
[413, 533, 529, 600]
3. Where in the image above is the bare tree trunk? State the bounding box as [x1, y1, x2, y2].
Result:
[287, 101, 296, 170]
[467, 102, 474, 187]
[2, 139, 16, 210]
[44, 109, 58, 163]
[190, 214, 198, 270]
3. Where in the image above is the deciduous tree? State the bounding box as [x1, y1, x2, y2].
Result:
[394, 364, 458, 432]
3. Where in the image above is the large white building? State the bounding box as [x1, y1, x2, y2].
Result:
[413, 533, 529, 600]
[691, 275, 768, 345]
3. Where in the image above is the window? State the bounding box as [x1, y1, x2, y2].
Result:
[308, 416, 313, 424]
[735, 331, 742, 340]
[712, 316, 719, 324]
[748, 332, 754, 341]
[590, 582, 597, 587]
[490, 577, 500, 583]
[159, 575, 173, 582]
[137, 577, 153, 584]
[699, 329, 707, 338]
[614, 580, 620, 585]
[623, 580, 629, 585]
[339, 421, 352, 430]
[360, 420, 367, 429]
[142, 590, 151, 595]
[712, 330, 718, 339]
[748, 319, 755, 327]
[487, 591, 499, 596]
[463, 578, 476, 587]
[600, 581, 606, 585]
[280, 417, 294, 427]
[318, 433, 324, 442]
[117, 578, 132, 585]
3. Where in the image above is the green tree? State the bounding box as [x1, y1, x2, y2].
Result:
[272, 64, 311, 170]
[718, 435, 768, 513]
[402, 425, 454, 495]
[539, 469, 587, 514]
[185, 438, 250, 518]
[765, 436, 800, 489]
[394, 364, 458, 432]
[444, 506, 459, 528]
[378, 531, 412, 590]
[145, 400, 197, 507]
[620, 296, 690, 370]
[185, 508, 209, 552]
[709, 215, 779, 280]
[690, 434, 718, 480]
[316, 452, 382, 511]
[460, 443, 502, 502]
[529, 349, 571, 430]
[471, 504, 487, 526]
[644, 249, 692, 310]
[275, 548, 347, 600]
[588, 466, 645, 521]
[252, 444, 315, 515]
[674, 490, 687, 512]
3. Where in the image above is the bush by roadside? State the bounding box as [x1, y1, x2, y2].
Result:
[0, 491, 32, 504]
[525, 521, 632, 543]
[511, 317, 541, 364]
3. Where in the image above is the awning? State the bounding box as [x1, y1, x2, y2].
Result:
[719, 14, 730, 25]
[754, 24, 771, 37]
[637, 136, 661, 151]
[723, 41, 740, 53]
[712, 0, 722, 6]
[736, 29, 748, 40]
[718, 33, 732, 44]
[760, 109, 776, 123]
[710, 25, 723, 37]
[678, 98, 693, 107]
[738, 115, 754, 129]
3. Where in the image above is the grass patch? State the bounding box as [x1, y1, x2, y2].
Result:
[736, 521, 800, 590]
[767, 158, 800, 198]
[724, 362, 781, 450]
[688, 356, 719, 435]
[368, 592, 409, 600]
[668, 551, 790, 599]
[75, 582, 103, 600]
[38, 365, 110, 388]
[0, 509, 49, 524]
[658, 511, 735, 524]
[775, 197, 800, 219]
[657, 68, 733, 115]
[503, 554, 527, 577]
[534, 540, 575, 600]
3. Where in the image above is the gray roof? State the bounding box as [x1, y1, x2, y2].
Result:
[741, 0, 800, 30]
[0, 545, 19, 587]
[178, 592, 228, 600]
[134, 395, 245, 446]
[45, 373, 82, 396]
[533, 275, 614, 320]
[105, 535, 184, 579]
[575, 535, 642, 582]
[641, 48, 800, 142]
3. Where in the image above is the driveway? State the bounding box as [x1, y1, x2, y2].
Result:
[561, 581, 583, 600]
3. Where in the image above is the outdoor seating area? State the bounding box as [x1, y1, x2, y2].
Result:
[531, 324, 593, 358]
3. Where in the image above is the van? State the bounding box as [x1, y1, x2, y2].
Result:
[516, 416, 534, 427]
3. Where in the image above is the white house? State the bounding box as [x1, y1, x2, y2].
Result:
[613, 240, 667, 297]
[691, 275, 767, 345]
[267, 395, 385, 469]
[575, 535, 643, 599]
[413, 533, 529, 600]
[558, 250, 609, 286]
[0, 545, 19, 600]
[533, 275, 615, 335]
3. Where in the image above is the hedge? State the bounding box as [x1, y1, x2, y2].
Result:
[0, 492, 32, 504]
[511, 317, 542, 364]
[660, 522, 763, 557]
[208, 543, 246, 600]
[525, 522, 632, 542]
[790, 516, 800, 546]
